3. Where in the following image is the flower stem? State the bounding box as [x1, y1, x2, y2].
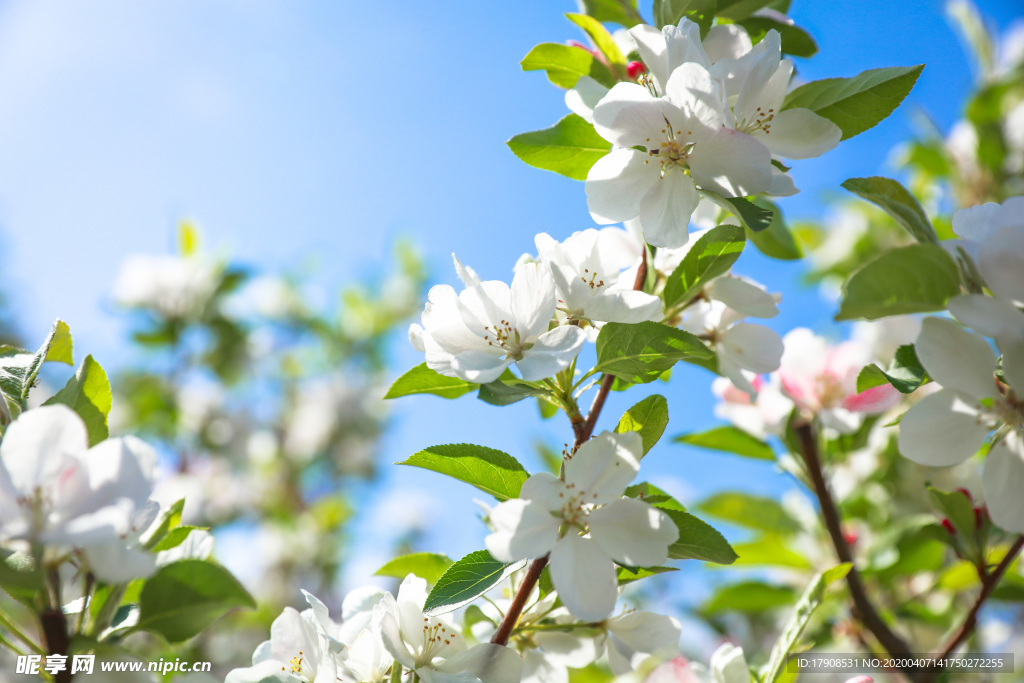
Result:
[490, 249, 649, 647]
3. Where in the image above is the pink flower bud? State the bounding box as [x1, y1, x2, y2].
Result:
[627, 61, 647, 79]
[941, 518, 956, 535]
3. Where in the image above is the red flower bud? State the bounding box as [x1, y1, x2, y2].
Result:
[941, 518, 956, 535]
[627, 61, 647, 79]
[842, 528, 858, 546]
[956, 487, 973, 502]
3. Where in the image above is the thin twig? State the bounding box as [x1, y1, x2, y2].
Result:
[793, 421, 916, 667]
[490, 248, 649, 647]
[937, 535, 1024, 659]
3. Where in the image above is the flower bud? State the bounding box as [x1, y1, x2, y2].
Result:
[627, 60, 647, 79]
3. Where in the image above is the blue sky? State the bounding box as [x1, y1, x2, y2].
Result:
[0, 0, 1021, 605]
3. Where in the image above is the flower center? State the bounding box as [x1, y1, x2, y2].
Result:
[644, 123, 695, 176]
[482, 319, 527, 360]
[555, 481, 600, 529]
[738, 106, 775, 136]
[419, 617, 457, 665]
[282, 651, 307, 680]
[579, 268, 605, 293]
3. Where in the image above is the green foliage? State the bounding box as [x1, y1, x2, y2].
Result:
[376, 552, 455, 585]
[856, 344, 929, 394]
[704, 581, 797, 614]
[43, 355, 112, 446]
[0, 320, 74, 423]
[615, 394, 669, 456]
[663, 224, 746, 309]
[674, 425, 775, 461]
[716, 0, 781, 20]
[385, 363, 478, 400]
[662, 508, 738, 564]
[143, 499, 185, 551]
[760, 565, 852, 683]
[595, 322, 713, 384]
[927, 486, 978, 541]
[841, 176, 938, 244]
[576, 0, 640, 27]
[653, 0, 715, 33]
[701, 190, 774, 233]
[478, 376, 547, 406]
[136, 560, 256, 643]
[732, 535, 812, 569]
[736, 16, 817, 57]
[783, 65, 925, 140]
[507, 114, 611, 181]
[0, 551, 43, 603]
[836, 244, 961, 320]
[520, 43, 616, 89]
[625, 482, 687, 511]
[616, 565, 679, 584]
[423, 550, 525, 616]
[566, 13, 626, 72]
[698, 492, 802, 535]
[746, 199, 802, 260]
[398, 444, 530, 501]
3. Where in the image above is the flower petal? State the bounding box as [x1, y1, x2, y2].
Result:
[948, 294, 1024, 338]
[586, 148, 659, 224]
[689, 128, 772, 197]
[638, 169, 700, 249]
[916, 317, 996, 399]
[564, 431, 641, 503]
[565, 75, 608, 124]
[549, 534, 618, 622]
[486, 499, 560, 562]
[761, 108, 841, 159]
[511, 262, 557, 338]
[516, 326, 586, 382]
[592, 83, 675, 149]
[589, 498, 678, 566]
[897, 389, 990, 467]
[720, 323, 784, 374]
[707, 277, 778, 318]
[982, 434, 1024, 533]
[0, 405, 88, 494]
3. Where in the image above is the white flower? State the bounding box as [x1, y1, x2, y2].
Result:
[778, 328, 900, 433]
[225, 592, 340, 683]
[0, 405, 160, 582]
[113, 254, 218, 318]
[586, 61, 771, 248]
[723, 31, 841, 160]
[599, 610, 682, 675]
[412, 258, 586, 384]
[534, 228, 662, 326]
[680, 276, 783, 394]
[712, 374, 793, 440]
[897, 317, 1024, 532]
[375, 575, 521, 683]
[486, 431, 678, 621]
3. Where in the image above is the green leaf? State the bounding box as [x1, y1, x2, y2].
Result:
[616, 565, 678, 585]
[398, 444, 529, 501]
[477, 378, 546, 406]
[736, 17, 817, 58]
[151, 526, 207, 552]
[745, 199, 802, 260]
[653, 0, 715, 32]
[520, 42, 616, 89]
[732, 535, 812, 569]
[927, 486, 977, 540]
[615, 394, 669, 456]
[576, 0, 639, 27]
[595, 322, 713, 384]
[841, 176, 938, 244]
[42, 355, 111, 446]
[384, 363, 477, 400]
[136, 560, 255, 643]
[700, 189, 774, 233]
[698, 492, 802, 535]
[0, 551, 43, 602]
[760, 565, 852, 683]
[143, 499, 185, 551]
[422, 550, 526, 616]
[566, 13, 626, 68]
[178, 220, 201, 256]
[856, 344, 929, 394]
[704, 581, 797, 614]
[45, 321, 74, 366]
[716, 0, 779, 20]
[674, 425, 774, 461]
[663, 509, 738, 564]
[663, 224, 746, 308]
[507, 114, 611, 181]
[625, 482, 686, 511]
[376, 553, 455, 586]
[836, 244, 961, 321]
[782, 65, 925, 140]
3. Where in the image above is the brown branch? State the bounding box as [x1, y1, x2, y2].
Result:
[937, 534, 1024, 658]
[40, 609, 72, 683]
[794, 421, 916, 668]
[491, 248, 649, 647]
